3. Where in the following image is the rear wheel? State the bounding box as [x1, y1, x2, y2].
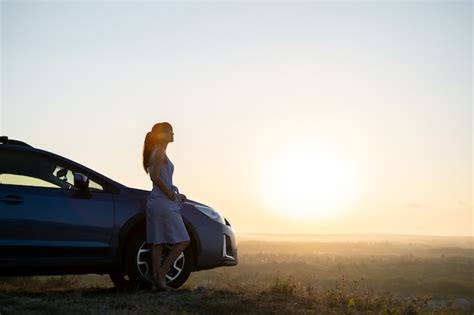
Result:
[111, 232, 193, 289]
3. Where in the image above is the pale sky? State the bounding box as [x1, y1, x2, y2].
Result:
[1, 1, 472, 236]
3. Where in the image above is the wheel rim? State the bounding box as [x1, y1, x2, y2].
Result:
[136, 242, 185, 283]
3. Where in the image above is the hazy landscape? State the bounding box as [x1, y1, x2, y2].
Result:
[1, 234, 472, 314]
[2, 1, 472, 314]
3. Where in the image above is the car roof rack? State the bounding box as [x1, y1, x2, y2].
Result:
[0, 136, 32, 147]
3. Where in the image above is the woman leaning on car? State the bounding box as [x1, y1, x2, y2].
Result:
[142, 122, 190, 291]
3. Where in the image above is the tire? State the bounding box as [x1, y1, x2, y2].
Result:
[166, 244, 193, 289]
[121, 231, 193, 290]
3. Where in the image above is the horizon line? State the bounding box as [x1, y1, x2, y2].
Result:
[236, 231, 473, 238]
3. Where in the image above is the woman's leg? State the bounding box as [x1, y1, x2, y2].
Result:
[151, 244, 166, 287]
[159, 240, 190, 283]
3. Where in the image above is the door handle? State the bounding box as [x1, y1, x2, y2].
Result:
[0, 195, 24, 205]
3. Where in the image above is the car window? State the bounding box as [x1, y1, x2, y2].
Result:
[0, 150, 104, 192]
[0, 150, 68, 189]
[53, 166, 104, 192]
[0, 174, 61, 188]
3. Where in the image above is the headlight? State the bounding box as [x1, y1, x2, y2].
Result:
[193, 204, 225, 224]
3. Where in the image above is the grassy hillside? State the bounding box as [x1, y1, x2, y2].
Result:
[0, 238, 472, 314]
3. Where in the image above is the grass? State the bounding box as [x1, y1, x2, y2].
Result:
[0, 239, 472, 314]
[0, 276, 456, 314]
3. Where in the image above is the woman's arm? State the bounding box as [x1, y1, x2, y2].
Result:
[149, 149, 176, 200]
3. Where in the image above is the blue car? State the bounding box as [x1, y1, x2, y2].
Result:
[0, 136, 238, 289]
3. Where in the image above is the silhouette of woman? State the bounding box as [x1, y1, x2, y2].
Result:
[142, 122, 190, 291]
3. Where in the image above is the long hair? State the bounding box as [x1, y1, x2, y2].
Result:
[142, 122, 173, 173]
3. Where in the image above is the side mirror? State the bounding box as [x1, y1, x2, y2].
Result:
[74, 173, 89, 190]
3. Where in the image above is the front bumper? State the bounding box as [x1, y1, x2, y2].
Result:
[220, 224, 238, 266]
[194, 220, 238, 271]
[181, 204, 238, 271]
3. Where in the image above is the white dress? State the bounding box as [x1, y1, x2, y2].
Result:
[146, 151, 190, 244]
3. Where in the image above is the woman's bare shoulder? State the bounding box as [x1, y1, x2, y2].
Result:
[149, 147, 166, 166]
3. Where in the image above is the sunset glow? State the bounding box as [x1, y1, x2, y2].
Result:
[261, 143, 359, 221]
[2, 1, 471, 236]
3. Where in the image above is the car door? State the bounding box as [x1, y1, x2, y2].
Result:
[0, 148, 115, 263]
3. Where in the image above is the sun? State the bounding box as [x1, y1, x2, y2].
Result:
[261, 145, 359, 220]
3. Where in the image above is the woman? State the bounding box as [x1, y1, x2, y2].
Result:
[143, 122, 190, 291]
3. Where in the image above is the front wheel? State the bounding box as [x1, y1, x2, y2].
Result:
[119, 232, 193, 289]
